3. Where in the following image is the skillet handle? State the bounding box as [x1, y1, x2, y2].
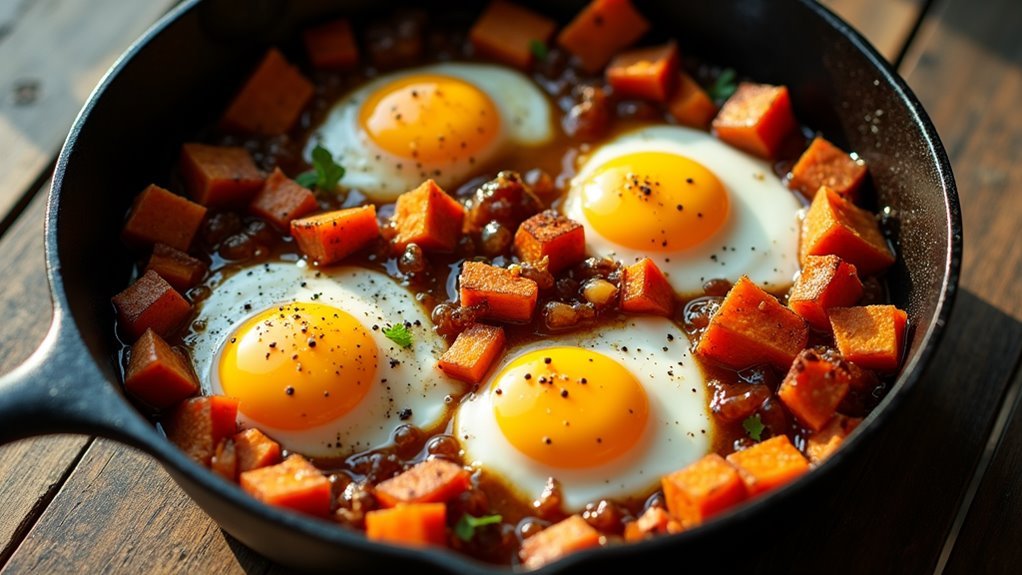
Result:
[0, 308, 155, 446]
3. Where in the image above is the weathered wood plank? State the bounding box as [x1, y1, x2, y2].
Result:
[0, 0, 175, 232]
[0, 190, 91, 565]
[822, 0, 925, 62]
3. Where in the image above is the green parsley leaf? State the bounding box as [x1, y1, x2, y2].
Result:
[454, 513, 502, 542]
[707, 68, 738, 102]
[742, 413, 765, 442]
[296, 144, 345, 191]
[529, 39, 548, 62]
[383, 323, 413, 349]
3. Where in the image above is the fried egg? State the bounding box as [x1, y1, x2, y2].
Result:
[186, 262, 459, 457]
[454, 317, 710, 510]
[309, 63, 554, 201]
[563, 125, 802, 296]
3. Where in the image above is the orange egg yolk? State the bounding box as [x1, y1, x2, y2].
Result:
[491, 347, 650, 469]
[579, 151, 730, 251]
[358, 74, 500, 164]
[219, 302, 378, 431]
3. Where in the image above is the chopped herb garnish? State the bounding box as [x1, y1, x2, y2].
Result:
[383, 323, 413, 349]
[742, 413, 765, 442]
[454, 513, 502, 541]
[707, 68, 738, 102]
[296, 144, 345, 191]
[529, 39, 549, 61]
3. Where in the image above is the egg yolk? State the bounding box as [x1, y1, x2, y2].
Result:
[358, 74, 500, 164]
[218, 302, 378, 431]
[490, 347, 649, 468]
[578, 151, 730, 251]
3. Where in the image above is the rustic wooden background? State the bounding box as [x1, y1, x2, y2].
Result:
[0, 0, 1020, 572]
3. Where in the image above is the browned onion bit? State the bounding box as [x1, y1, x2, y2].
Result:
[425, 434, 462, 461]
[464, 171, 542, 232]
[683, 296, 723, 335]
[523, 168, 558, 197]
[431, 302, 484, 338]
[582, 499, 626, 534]
[479, 220, 512, 256]
[563, 85, 612, 141]
[514, 257, 554, 290]
[702, 278, 734, 297]
[334, 480, 377, 529]
[532, 477, 564, 520]
[709, 379, 771, 423]
[397, 243, 427, 274]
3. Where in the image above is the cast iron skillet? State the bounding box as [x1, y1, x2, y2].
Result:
[0, 0, 960, 572]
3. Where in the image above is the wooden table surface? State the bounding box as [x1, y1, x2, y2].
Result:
[0, 0, 1019, 573]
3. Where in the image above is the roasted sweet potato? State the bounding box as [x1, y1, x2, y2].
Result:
[788, 255, 863, 331]
[623, 507, 680, 542]
[789, 136, 868, 201]
[234, 428, 283, 473]
[121, 184, 206, 252]
[211, 438, 238, 481]
[661, 453, 747, 528]
[513, 210, 585, 273]
[365, 502, 447, 547]
[249, 167, 319, 230]
[606, 41, 678, 102]
[459, 261, 539, 323]
[290, 205, 380, 265]
[519, 515, 601, 569]
[726, 435, 809, 496]
[557, 0, 650, 73]
[667, 72, 717, 129]
[469, 0, 557, 69]
[829, 305, 908, 373]
[304, 19, 359, 70]
[180, 143, 265, 207]
[712, 83, 797, 159]
[221, 48, 314, 135]
[145, 243, 207, 292]
[124, 328, 199, 409]
[393, 179, 466, 252]
[800, 187, 895, 276]
[374, 458, 471, 508]
[777, 348, 852, 432]
[696, 276, 808, 370]
[437, 323, 506, 384]
[240, 454, 332, 517]
[620, 258, 675, 317]
[806, 415, 862, 464]
[163, 396, 239, 466]
[112, 270, 192, 341]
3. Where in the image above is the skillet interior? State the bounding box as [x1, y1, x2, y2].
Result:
[46, 0, 959, 572]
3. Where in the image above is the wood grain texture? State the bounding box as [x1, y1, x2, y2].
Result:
[0, 0, 175, 230]
[822, 0, 925, 62]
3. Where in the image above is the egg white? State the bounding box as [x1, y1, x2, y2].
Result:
[454, 317, 711, 511]
[185, 262, 459, 457]
[563, 125, 802, 296]
[308, 63, 554, 202]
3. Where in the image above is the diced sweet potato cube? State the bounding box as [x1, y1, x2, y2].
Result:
[789, 136, 868, 201]
[513, 210, 585, 273]
[249, 168, 319, 230]
[696, 276, 808, 370]
[623, 507, 681, 542]
[437, 323, 506, 384]
[124, 328, 199, 409]
[221, 48, 314, 135]
[777, 348, 852, 431]
[556, 0, 650, 73]
[829, 305, 908, 373]
[121, 184, 207, 252]
[712, 83, 797, 159]
[365, 502, 447, 548]
[303, 19, 359, 71]
[469, 0, 557, 69]
[620, 258, 675, 317]
[290, 205, 380, 265]
[520, 514, 602, 569]
[393, 179, 465, 252]
[800, 187, 895, 275]
[240, 454, 332, 517]
[163, 396, 239, 466]
[212, 438, 238, 481]
[112, 270, 192, 341]
[145, 243, 207, 292]
[234, 428, 282, 473]
[667, 72, 717, 129]
[661, 453, 747, 528]
[606, 41, 679, 102]
[806, 415, 862, 464]
[459, 261, 538, 323]
[180, 143, 265, 207]
[788, 255, 863, 331]
[374, 458, 471, 508]
[726, 435, 809, 496]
